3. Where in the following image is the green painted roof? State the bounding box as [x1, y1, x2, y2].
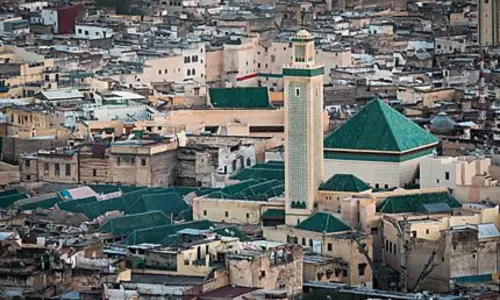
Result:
[376, 192, 462, 214]
[126, 192, 192, 221]
[261, 209, 285, 219]
[98, 211, 171, 237]
[324, 98, 438, 152]
[76, 197, 128, 220]
[0, 193, 28, 208]
[123, 220, 213, 245]
[319, 174, 371, 192]
[56, 196, 98, 212]
[295, 211, 351, 233]
[209, 87, 272, 109]
[20, 197, 61, 210]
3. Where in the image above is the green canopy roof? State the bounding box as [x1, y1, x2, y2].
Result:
[20, 197, 61, 210]
[56, 196, 98, 212]
[324, 98, 438, 152]
[319, 174, 371, 192]
[123, 220, 213, 245]
[377, 192, 462, 214]
[0, 193, 28, 208]
[209, 87, 272, 109]
[295, 211, 351, 233]
[98, 211, 171, 237]
[126, 192, 192, 221]
[76, 197, 128, 220]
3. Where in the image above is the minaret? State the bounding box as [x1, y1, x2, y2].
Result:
[283, 30, 324, 226]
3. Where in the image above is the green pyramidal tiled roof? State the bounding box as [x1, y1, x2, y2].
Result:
[295, 211, 351, 233]
[209, 87, 272, 109]
[76, 197, 128, 220]
[376, 192, 462, 214]
[319, 174, 371, 192]
[98, 211, 171, 237]
[324, 98, 438, 152]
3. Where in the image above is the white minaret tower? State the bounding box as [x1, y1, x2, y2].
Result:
[283, 30, 324, 226]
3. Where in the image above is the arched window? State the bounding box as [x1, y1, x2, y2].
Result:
[187, 69, 191, 76]
[375, 183, 380, 189]
[192, 68, 196, 76]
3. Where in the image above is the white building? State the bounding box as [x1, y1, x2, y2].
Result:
[18, 1, 48, 12]
[75, 24, 114, 40]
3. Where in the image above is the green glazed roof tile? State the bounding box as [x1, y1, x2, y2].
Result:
[324, 98, 438, 152]
[56, 196, 98, 212]
[376, 192, 462, 214]
[319, 174, 371, 192]
[0, 193, 28, 208]
[295, 211, 351, 233]
[20, 197, 61, 210]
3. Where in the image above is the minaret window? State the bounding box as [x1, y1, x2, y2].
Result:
[295, 45, 306, 62]
[295, 88, 300, 97]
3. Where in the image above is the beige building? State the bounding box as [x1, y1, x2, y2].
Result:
[4, 106, 60, 137]
[381, 205, 500, 292]
[109, 140, 178, 187]
[0, 45, 54, 99]
[420, 156, 500, 203]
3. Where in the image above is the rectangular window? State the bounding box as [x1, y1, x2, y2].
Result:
[342, 269, 348, 277]
[93, 169, 97, 177]
[25, 160, 30, 167]
[44, 163, 49, 174]
[203, 210, 207, 216]
[370, 227, 378, 235]
[327, 243, 332, 251]
[65, 164, 71, 176]
[246, 212, 250, 219]
[358, 263, 367, 276]
[445, 172, 450, 180]
[141, 159, 146, 166]
[412, 231, 417, 238]
[309, 239, 313, 247]
[117, 157, 121, 165]
[54, 163, 60, 176]
[225, 211, 229, 217]
[131, 157, 135, 164]
[385, 239, 389, 251]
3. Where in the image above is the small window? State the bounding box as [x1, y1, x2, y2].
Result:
[309, 239, 313, 247]
[246, 158, 251, 166]
[375, 183, 380, 189]
[25, 160, 30, 167]
[412, 231, 417, 238]
[295, 88, 300, 97]
[203, 210, 207, 216]
[93, 169, 97, 177]
[141, 159, 146, 166]
[164, 69, 167, 74]
[225, 211, 229, 217]
[445, 172, 450, 180]
[27, 175, 31, 180]
[426, 229, 430, 235]
[54, 163, 60, 176]
[472, 253, 476, 259]
[131, 157, 135, 164]
[371, 227, 378, 235]
[436, 179, 440, 184]
[302, 238, 306, 246]
[184, 260, 189, 265]
[117, 157, 121, 165]
[158, 126, 162, 130]
[342, 269, 348, 277]
[327, 243, 332, 251]
[260, 270, 266, 277]
[384, 184, 388, 189]
[65, 164, 71, 176]
[358, 263, 367, 276]
[158, 70, 162, 74]
[246, 212, 250, 219]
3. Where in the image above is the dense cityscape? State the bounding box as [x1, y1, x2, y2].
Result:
[0, 0, 499, 298]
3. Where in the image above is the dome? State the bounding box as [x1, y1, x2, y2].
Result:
[430, 112, 457, 133]
[295, 30, 312, 39]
